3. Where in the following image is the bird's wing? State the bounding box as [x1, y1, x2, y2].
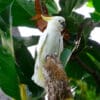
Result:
[37, 32, 48, 56]
[59, 36, 63, 54]
[33, 32, 48, 87]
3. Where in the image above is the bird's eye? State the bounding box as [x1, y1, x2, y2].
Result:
[58, 20, 61, 22]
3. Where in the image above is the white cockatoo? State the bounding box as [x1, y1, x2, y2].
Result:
[32, 15, 66, 88]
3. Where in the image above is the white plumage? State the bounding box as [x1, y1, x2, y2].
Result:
[32, 16, 65, 88]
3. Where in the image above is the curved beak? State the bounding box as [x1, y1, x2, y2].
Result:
[61, 22, 66, 28]
[41, 15, 52, 21]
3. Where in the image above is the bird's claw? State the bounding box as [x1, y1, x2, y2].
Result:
[45, 54, 58, 61]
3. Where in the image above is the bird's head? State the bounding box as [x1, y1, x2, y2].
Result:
[41, 15, 66, 32]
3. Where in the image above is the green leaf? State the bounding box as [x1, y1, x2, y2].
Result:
[66, 12, 84, 34]
[0, 5, 11, 32]
[0, 3, 21, 99]
[88, 40, 100, 62]
[66, 16, 78, 33]
[74, 80, 97, 100]
[0, 16, 8, 33]
[14, 41, 44, 98]
[87, 0, 93, 7]
[60, 48, 72, 67]
[0, 0, 13, 12]
[80, 40, 100, 71]
[82, 19, 94, 43]
[92, 0, 100, 12]
[60, 43, 76, 67]
[0, 47, 21, 100]
[45, 0, 58, 15]
[79, 51, 100, 73]
[60, 0, 84, 16]
[86, 53, 100, 70]
[74, 0, 87, 9]
[16, 65, 43, 98]
[12, 0, 35, 27]
[14, 43, 35, 78]
[78, 40, 100, 71]
[16, 0, 35, 16]
[66, 59, 86, 79]
[91, 11, 100, 21]
[0, 4, 14, 57]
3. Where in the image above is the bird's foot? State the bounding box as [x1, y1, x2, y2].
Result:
[45, 54, 58, 61]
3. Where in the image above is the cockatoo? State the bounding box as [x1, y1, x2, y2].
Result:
[32, 15, 66, 88]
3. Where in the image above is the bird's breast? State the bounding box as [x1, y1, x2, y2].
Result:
[41, 32, 62, 59]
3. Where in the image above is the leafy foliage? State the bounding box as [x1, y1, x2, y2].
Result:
[91, 0, 100, 21]
[0, 47, 21, 100]
[0, 2, 21, 99]
[0, 0, 100, 100]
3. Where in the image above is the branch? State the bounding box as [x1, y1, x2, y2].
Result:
[75, 56, 100, 85]
[73, 18, 96, 54]
[43, 55, 73, 100]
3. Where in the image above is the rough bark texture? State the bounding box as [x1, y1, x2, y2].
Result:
[43, 55, 73, 100]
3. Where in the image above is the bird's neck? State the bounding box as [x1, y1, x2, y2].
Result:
[46, 23, 62, 34]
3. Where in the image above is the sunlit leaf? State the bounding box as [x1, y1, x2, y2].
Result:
[75, 80, 97, 100]
[86, 53, 100, 70]
[45, 0, 58, 15]
[92, 0, 100, 12]
[87, 0, 93, 7]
